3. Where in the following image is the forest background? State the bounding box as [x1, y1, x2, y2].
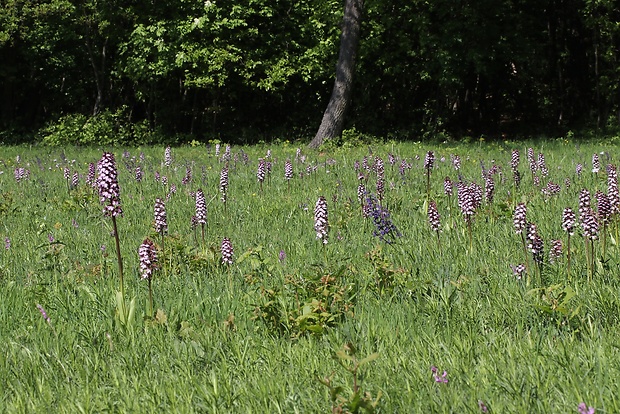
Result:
[1, 0, 619, 145]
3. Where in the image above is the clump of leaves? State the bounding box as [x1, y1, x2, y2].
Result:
[365, 245, 406, 294]
[528, 284, 581, 328]
[252, 264, 357, 339]
[318, 343, 381, 413]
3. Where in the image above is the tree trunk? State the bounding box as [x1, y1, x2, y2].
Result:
[309, 0, 364, 149]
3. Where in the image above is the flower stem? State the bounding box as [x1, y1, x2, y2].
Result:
[112, 215, 124, 297]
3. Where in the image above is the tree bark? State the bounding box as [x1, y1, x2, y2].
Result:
[309, 0, 364, 149]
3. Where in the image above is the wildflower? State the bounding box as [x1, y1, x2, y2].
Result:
[222, 145, 231, 163]
[86, 162, 96, 186]
[510, 149, 520, 171]
[511, 263, 526, 280]
[164, 146, 172, 167]
[375, 156, 385, 178]
[527, 148, 536, 174]
[4, 237, 10, 250]
[478, 400, 489, 413]
[376, 178, 385, 202]
[215, 143, 221, 157]
[607, 164, 619, 214]
[154, 198, 167, 235]
[182, 166, 192, 185]
[431, 366, 448, 383]
[357, 182, 366, 204]
[257, 158, 266, 186]
[388, 153, 396, 166]
[400, 159, 411, 177]
[576, 163, 583, 176]
[314, 196, 329, 244]
[562, 208, 576, 235]
[96, 152, 123, 217]
[578, 189, 591, 221]
[592, 153, 600, 173]
[220, 166, 229, 203]
[527, 223, 544, 264]
[424, 151, 434, 171]
[135, 166, 144, 182]
[549, 239, 563, 263]
[457, 181, 479, 222]
[451, 154, 461, 170]
[279, 250, 286, 264]
[221, 237, 234, 265]
[36, 304, 51, 324]
[428, 201, 441, 232]
[138, 238, 158, 280]
[444, 177, 453, 196]
[366, 194, 401, 244]
[484, 173, 495, 203]
[541, 181, 561, 196]
[538, 153, 548, 176]
[581, 209, 599, 241]
[195, 189, 207, 225]
[595, 191, 612, 224]
[578, 402, 595, 414]
[71, 172, 79, 188]
[167, 183, 177, 199]
[284, 160, 293, 182]
[513, 203, 527, 234]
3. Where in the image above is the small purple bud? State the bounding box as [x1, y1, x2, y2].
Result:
[36, 304, 51, 324]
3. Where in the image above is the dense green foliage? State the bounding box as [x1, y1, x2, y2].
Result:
[1, 0, 619, 143]
[1, 140, 620, 412]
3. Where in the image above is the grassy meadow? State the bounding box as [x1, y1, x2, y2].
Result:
[1, 138, 619, 413]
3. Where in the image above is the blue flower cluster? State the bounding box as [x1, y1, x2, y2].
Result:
[365, 193, 401, 244]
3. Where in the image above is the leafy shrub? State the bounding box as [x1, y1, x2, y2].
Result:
[38, 108, 167, 146]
